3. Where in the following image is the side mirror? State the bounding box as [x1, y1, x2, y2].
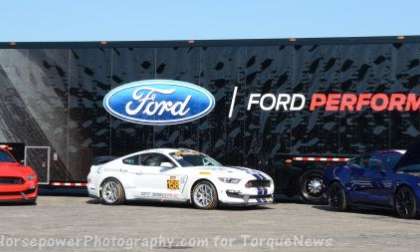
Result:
[160, 162, 175, 169]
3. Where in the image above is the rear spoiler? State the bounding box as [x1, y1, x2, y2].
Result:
[92, 156, 118, 165]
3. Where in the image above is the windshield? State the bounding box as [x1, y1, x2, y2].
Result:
[0, 150, 15, 163]
[170, 151, 222, 167]
[378, 152, 404, 170]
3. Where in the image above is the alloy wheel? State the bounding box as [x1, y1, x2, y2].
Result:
[306, 177, 324, 196]
[300, 171, 325, 203]
[102, 180, 120, 204]
[192, 182, 217, 209]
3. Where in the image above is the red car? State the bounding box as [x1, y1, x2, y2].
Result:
[0, 145, 38, 203]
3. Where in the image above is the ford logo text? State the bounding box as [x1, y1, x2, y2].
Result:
[103, 80, 216, 125]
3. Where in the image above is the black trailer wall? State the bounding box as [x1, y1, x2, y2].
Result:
[0, 39, 419, 181]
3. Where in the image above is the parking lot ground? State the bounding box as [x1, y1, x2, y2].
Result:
[0, 196, 419, 252]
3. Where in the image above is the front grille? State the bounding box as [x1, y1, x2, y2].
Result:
[246, 180, 271, 188]
[250, 194, 272, 199]
[0, 188, 36, 196]
[0, 177, 24, 185]
[226, 191, 272, 199]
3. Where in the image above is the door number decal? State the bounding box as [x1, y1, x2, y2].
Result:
[167, 176, 180, 190]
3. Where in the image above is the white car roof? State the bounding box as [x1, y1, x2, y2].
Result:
[131, 148, 199, 156]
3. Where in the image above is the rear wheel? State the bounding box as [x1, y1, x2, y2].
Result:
[101, 179, 125, 205]
[191, 181, 218, 209]
[299, 170, 325, 203]
[394, 186, 417, 219]
[328, 182, 348, 211]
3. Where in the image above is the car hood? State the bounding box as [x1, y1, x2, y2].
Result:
[0, 162, 34, 177]
[191, 165, 271, 180]
[395, 140, 420, 171]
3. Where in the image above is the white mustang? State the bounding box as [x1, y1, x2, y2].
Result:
[87, 148, 274, 209]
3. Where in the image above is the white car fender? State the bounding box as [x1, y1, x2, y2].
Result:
[187, 175, 220, 197]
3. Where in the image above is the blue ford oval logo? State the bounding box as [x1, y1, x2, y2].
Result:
[103, 79, 215, 125]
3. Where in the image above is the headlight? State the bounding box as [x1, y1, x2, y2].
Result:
[218, 177, 241, 184]
[27, 175, 36, 181]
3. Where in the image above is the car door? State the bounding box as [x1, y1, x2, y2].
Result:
[158, 159, 189, 201]
[357, 158, 389, 206]
[119, 154, 144, 196]
[348, 156, 372, 203]
[365, 153, 398, 206]
[133, 153, 187, 201]
[131, 153, 170, 198]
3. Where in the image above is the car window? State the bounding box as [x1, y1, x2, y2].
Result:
[169, 151, 222, 167]
[122, 155, 140, 165]
[140, 153, 175, 167]
[0, 150, 16, 163]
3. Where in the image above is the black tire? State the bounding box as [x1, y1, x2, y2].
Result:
[191, 180, 218, 210]
[299, 170, 325, 204]
[394, 186, 417, 219]
[100, 178, 126, 205]
[328, 182, 348, 211]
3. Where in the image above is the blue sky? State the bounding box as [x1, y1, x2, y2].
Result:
[1, 0, 419, 41]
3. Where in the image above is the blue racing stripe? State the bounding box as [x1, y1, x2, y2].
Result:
[256, 187, 262, 203]
[254, 173, 265, 181]
[251, 173, 262, 180]
[262, 188, 267, 195]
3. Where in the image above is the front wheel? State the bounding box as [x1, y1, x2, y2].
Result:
[394, 186, 417, 219]
[191, 181, 218, 209]
[328, 182, 348, 211]
[101, 179, 125, 205]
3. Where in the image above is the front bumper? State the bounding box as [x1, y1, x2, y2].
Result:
[0, 181, 38, 202]
[87, 182, 99, 198]
[219, 187, 274, 205]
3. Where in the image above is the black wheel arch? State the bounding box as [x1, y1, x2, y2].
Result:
[394, 183, 414, 194]
[393, 183, 416, 206]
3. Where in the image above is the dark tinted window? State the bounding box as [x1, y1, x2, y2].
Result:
[140, 154, 174, 167]
[0, 150, 15, 163]
[123, 155, 140, 165]
[170, 153, 221, 167]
